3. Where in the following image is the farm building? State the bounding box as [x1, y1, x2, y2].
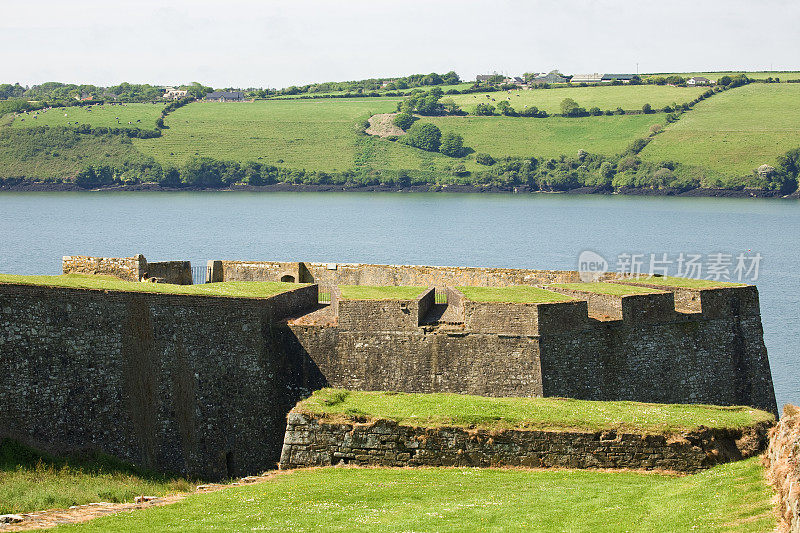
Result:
[570, 73, 603, 84]
[687, 76, 713, 86]
[205, 91, 245, 102]
[601, 74, 637, 83]
[163, 87, 188, 99]
[531, 70, 568, 85]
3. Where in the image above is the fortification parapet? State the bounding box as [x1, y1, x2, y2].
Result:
[336, 288, 433, 331]
[549, 285, 676, 324]
[463, 299, 589, 336]
[63, 254, 192, 284]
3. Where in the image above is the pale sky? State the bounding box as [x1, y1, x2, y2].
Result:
[2, 0, 799, 89]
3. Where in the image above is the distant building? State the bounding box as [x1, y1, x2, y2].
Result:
[476, 75, 495, 83]
[531, 70, 568, 85]
[163, 87, 189, 100]
[204, 91, 245, 102]
[511, 76, 525, 86]
[570, 73, 603, 84]
[601, 74, 637, 83]
[686, 76, 713, 86]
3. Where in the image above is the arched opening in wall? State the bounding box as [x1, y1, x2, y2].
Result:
[281, 275, 296, 283]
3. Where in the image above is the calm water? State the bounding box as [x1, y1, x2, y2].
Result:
[0, 191, 797, 410]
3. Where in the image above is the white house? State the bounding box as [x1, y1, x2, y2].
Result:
[686, 76, 713, 86]
[163, 87, 189, 100]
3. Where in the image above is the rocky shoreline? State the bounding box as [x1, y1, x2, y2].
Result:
[0, 180, 796, 198]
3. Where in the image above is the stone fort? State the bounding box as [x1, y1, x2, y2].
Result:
[0, 254, 777, 479]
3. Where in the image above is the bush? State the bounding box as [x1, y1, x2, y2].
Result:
[589, 107, 602, 116]
[496, 101, 516, 116]
[649, 124, 662, 135]
[476, 153, 495, 166]
[474, 103, 495, 116]
[400, 122, 442, 152]
[561, 98, 587, 117]
[439, 132, 465, 157]
[393, 112, 414, 130]
[75, 165, 115, 188]
[642, 103, 653, 114]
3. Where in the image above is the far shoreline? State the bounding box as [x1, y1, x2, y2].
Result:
[0, 181, 797, 199]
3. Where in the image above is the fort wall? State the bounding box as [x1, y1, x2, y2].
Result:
[279, 411, 772, 473]
[764, 405, 800, 533]
[63, 254, 192, 285]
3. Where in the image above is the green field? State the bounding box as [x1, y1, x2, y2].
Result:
[457, 285, 572, 303]
[58, 458, 775, 532]
[298, 389, 771, 432]
[644, 71, 800, 81]
[272, 82, 476, 99]
[447, 85, 706, 114]
[11, 103, 162, 130]
[0, 273, 305, 298]
[550, 282, 665, 296]
[640, 83, 800, 176]
[0, 438, 193, 515]
[421, 113, 663, 160]
[132, 99, 474, 173]
[338, 285, 426, 300]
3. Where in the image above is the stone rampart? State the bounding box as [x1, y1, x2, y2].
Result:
[0, 282, 320, 480]
[764, 404, 800, 533]
[463, 299, 589, 336]
[279, 411, 772, 473]
[336, 288, 432, 331]
[62, 254, 192, 285]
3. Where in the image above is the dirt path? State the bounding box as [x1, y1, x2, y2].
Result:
[365, 113, 405, 137]
[0, 473, 279, 531]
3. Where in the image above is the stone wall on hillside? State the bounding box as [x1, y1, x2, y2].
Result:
[764, 405, 800, 533]
[279, 411, 772, 473]
[0, 283, 319, 480]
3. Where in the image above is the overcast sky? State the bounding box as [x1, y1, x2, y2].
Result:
[2, 0, 799, 88]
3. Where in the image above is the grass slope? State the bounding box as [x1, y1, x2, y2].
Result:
[59, 458, 775, 532]
[133, 99, 472, 174]
[640, 83, 800, 176]
[0, 273, 305, 298]
[457, 285, 571, 303]
[0, 439, 193, 515]
[338, 285, 426, 300]
[0, 127, 149, 180]
[448, 85, 706, 114]
[298, 389, 772, 433]
[550, 282, 665, 296]
[420, 114, 663, 160]
[644, 71, 800, 80]
[10, 103, 163, 130]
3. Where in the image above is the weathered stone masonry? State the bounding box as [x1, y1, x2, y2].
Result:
[764, 405, 800, 533]
[279, 411, 772, 473]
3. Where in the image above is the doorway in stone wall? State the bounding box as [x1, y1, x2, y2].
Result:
[281, 275, 296, 283]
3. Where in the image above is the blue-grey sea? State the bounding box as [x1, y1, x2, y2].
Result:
[0, 191, 796, 410]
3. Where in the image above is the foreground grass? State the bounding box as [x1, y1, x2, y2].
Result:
[641, 83, 800, 176]
[457, 285, 572, 303]
[0, 273, 305, 298]
[618, 276, 747, 289]
[338, 285, 426, 300]
[296, 389, 773, 433]
[550, 282, 664, 296]
[0, 439, 193, 515]
[60, 458, 775, 532]
[448, 84, 706, 115]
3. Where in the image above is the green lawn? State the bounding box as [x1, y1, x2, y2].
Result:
[457, 285, 572, 303]
[338, 285, 426, 300]
[0, 438, 193, 515]
[420, 114, 663, 160]
[643, 71, 800, 81]
[640, 83, 800, 176]
[447, 85, 706, 115]
[10, 103, 163, 130]
[132, 99, 473, 174]
[58, 458, 776, 532]
[0, 273, 306, 298]
[296, 389, 772, 433]
[617, 276, 747, 289]
[550, 282, 665, 296]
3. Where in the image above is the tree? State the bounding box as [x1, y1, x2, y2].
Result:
[393, 112, 414, 130]
[476, 153, 495, 166]
[589, 106, 602, 116]
[560, 98, 586, 117]
[642, 103, 653, 114]
[496, 100, 516, 116]
[439, 132, 465, 157]
[75, 165, 114, 188]
[474, 103, 495, 116]
[400, 123, 442, 152]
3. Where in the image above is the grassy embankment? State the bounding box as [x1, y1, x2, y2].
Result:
[549, 282, 665, 296]
[0, 439, 194, 515]
[447, 84, 706, 114]
[296, 389, 772, 433]
[0, 273, 305, 298]
[337, 285, 426, 300]
[618, 276, 747, 289]
[457, 285, 572, 303]
[640, 83, 800, 177]
[56, 457, 776, 532]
